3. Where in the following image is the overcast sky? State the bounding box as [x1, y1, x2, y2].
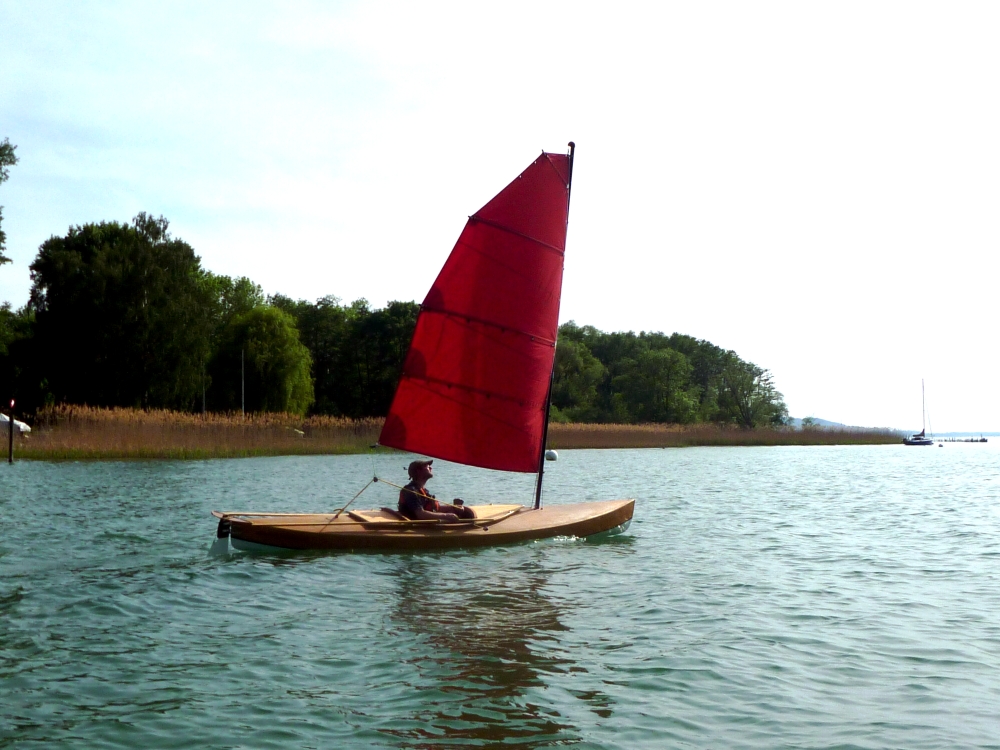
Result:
[1, 1, 997, 431]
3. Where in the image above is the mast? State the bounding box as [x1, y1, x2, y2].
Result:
[922, 378, 926, 434]
[534, 141, 575, 510]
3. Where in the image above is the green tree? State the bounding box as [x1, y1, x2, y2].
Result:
[0, 138, 18, 265]
[342, 299, 419, 417]
[612, 348, 698, 423]
[718, 356, 788, 427]
[0, 302, 20, 358]
[201, 273, 265, 332]
[28, 213, 213, 409]
[551, 338, 606, 421]
[557, 322, 644, 422]
[208, 306, 314, 415]
[271, 294, 350, 415]
[274, 296, 418, 417]
[664, 332, 728, 420]
[187, 272, 267, 410]
[0, 303, 38, 409]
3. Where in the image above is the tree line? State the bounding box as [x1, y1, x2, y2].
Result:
[0, 214, 417, 417]
[552, 323, 787, 427]
[0, 210, 786, 426]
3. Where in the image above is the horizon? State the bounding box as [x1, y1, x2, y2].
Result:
[787, 416, 998, 435]
[2, 2, 998, 431]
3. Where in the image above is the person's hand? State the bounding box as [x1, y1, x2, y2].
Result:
[453, 498, 464, 506]
[443, 513, 460, 522]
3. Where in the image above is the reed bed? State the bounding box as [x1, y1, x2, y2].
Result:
[547, 422, 902, 449]
[16, 405, 383, 460]
[8, 406, 901, 460]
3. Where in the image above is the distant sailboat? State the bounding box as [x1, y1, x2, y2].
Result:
[903, 379, 934, 446]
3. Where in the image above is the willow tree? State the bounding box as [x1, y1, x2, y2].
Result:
[208, 306, 314, 415]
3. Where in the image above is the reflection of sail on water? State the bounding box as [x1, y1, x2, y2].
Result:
[384, 559, 613, 747]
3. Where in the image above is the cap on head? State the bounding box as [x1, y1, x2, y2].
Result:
[407, 459, 433, 479]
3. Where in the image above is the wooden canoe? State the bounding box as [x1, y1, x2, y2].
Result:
[212, 499, 635, 552]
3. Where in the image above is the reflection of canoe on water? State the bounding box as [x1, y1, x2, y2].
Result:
[214, 500, 634, 552]
[213, 143, 635, 552]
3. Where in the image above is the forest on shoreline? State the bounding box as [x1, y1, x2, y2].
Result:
[1, 212, 790, 429]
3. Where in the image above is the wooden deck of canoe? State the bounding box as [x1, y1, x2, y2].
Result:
[213, 499, 635, 551]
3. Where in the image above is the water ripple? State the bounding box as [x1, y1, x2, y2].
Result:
[2, 445, 1000, 748]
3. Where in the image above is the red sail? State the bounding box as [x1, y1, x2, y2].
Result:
[379, 152, 571, 473]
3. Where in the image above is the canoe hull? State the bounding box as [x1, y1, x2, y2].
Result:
[217, 499, 635, 552]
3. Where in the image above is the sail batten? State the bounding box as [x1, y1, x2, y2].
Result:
[418, 305, 557, 346]
[378, 152, 571, 473]
[467, 216, 566, 254]
[399, 372, 548, 409]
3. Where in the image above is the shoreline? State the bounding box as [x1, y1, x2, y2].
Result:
[7, 406, 902, 461]
[548, 422, 901, 450]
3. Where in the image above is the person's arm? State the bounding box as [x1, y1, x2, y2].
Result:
[412, 507, 461, 522]
[400, 488, 459, 522]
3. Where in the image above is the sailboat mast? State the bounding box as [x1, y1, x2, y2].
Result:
[922, 378, 926, 433]
[534, 141, 575, 510]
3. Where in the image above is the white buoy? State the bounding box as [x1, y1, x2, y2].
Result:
[544, 449, 558, 461]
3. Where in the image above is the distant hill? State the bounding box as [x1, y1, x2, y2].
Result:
[788, 417, 846, 428]
[790, 418, 997, 435]
[932, 431, 1000, 438]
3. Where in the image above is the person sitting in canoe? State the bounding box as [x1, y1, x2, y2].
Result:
[398, 459, 475, 522]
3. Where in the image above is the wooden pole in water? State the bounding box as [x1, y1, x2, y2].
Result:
[7, 399, 14, 464]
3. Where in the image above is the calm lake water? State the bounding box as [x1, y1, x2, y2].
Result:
[2, 444, 999, 749]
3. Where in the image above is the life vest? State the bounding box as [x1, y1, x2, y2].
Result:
[415, 486, 440, 512]
[399, 483, 440, 514]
